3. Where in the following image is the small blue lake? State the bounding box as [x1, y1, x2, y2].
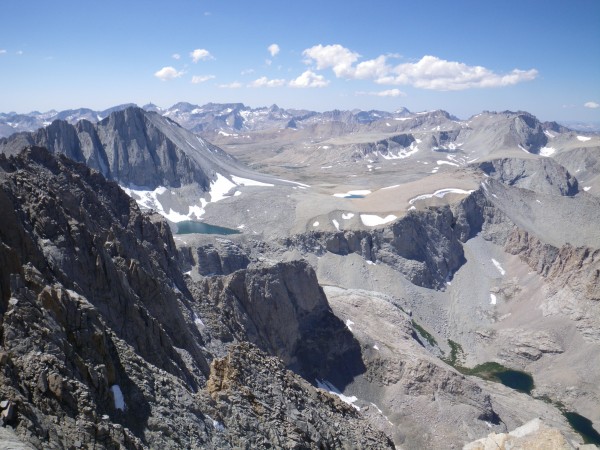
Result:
[175, 221, 240, 235]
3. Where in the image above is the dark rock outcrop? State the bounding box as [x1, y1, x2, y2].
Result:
[196, 240, 250, 276]
[192, 259, 365, 386]
[0, 147, 392, 448]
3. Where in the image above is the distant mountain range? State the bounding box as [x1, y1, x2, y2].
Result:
[2, 102, 598, 140]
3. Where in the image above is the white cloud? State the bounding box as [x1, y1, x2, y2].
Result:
[302, 44, 537, 91]
[377, 55, 538, 90]
[357, 89, 405, 97]
[303, 44, 360, 78]
[190, 48, 213, 63]
[154, 66, 184, 81]
[265, 59, 272, 66]
[16, 50, 23, 55]
[191, 75, 215, 84]
[289, 70, 329, 88]
[172, 53, 181, 60]
[584, 101, 599, 109]
[218, 81, 242, 89]
[249, 76, 286, 88]
[0, 49, 6, 55]
[353, 55, 390, 79]
[268, 44, 280, 57]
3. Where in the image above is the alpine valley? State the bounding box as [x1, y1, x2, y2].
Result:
[0, 102, 599, 449]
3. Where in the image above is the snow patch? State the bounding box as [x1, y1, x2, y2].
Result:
[583, 186, 591, 191]
[332, 219, 340, 231]
[544, 130, 555, 138]
[518, 144, 529, 153]
[373, 344, 379, 350]
[577, 135, 591, 142]
[316, 379, 360, 410]
[110, 385, 126, 411]
[313, 221, 319, 227]
[341, 213, 354, 220]
[491, 259, 506, 276]
[408, 188, 474, 205]
[380, 140, 419, 160]
[333, 190, 371, 198]
[121, 185, 206, 222]
[539, 146, 556, 157]
[276, 178, 310, 188]
[345, 319, 354, 331]
[490, 293, 497, 305]
[360, 214, 397, 226]
[210, 173, 237, 202]
[436, 160, 459, 167]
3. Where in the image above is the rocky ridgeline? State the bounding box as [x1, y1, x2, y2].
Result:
[479, 157, 579, 196]
[0, 107, 219, 189]
[0, 147, 393, 448]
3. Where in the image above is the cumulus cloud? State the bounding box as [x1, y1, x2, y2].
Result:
[191, 75, 215, 84]
[377, 55, 538, 90]
[289, 70, 329, 88]
[584, 101, 599, 109]
[154, 66, 184, 81]
[268, 44, 280, 57]
[172, 53, 181, 60]
[249, 76, 286, 88]
[303, 44, 360, 78]
[302, 44, 537, 90]
[218, 82, 243, 89]
[190, 48, 213, 63]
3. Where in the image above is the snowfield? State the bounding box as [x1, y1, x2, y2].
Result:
[408, 188, 474, 205]
[360, 214, 397, 226]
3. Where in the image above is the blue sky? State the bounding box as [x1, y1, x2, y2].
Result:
[1, 0, 599, 121]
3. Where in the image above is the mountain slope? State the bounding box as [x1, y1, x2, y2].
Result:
[0, 147, 394, 448]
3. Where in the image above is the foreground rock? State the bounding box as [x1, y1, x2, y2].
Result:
[205, 342, 394, 449]
[0, 147, 393, 448]
[463, 418, 592, 450]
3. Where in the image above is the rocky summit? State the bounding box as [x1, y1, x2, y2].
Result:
[0, 102, 599, 450]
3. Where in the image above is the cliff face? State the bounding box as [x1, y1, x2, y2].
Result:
[191, 259, 365, 385]
[0, 147, 393, 449]
[284, 206, 466, 290]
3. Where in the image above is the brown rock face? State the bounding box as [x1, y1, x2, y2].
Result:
[504, 229, 600, 301]
[205, 342, 395, 449]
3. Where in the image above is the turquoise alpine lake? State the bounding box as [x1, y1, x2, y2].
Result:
[175, 221, 240, 235]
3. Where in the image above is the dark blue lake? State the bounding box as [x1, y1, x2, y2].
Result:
[564, 412, 600, 445]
